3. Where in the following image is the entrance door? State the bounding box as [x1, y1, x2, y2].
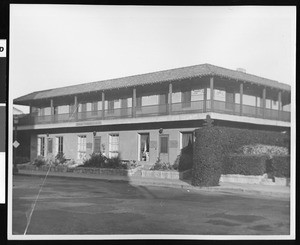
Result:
[77, 135, 87, 161]
[159, 134, 169, 163]
[139, 133, 150, 161]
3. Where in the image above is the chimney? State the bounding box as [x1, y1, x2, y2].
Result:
[236, 68, 246, 73]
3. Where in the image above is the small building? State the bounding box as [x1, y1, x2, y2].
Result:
[13, 63, 291, 164]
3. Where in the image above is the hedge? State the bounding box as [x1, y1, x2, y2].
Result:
[223, 154, 268, 176]
[192, 117, 290, 186]
[192, 126, 223, 186]
[272, 156, 290, 178]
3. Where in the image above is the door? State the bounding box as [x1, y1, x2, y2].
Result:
[139, 133, 150, 161]
[77, 135, 87, 161]
[159, 134, 169, 163]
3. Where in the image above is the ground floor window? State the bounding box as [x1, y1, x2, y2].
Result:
[109, 134, 119, 158]
[93, 136, 101, 153]
[77, 135, 87, 160]
[56, 136, 63, 155]
[37, 137, 45, 156]
[139, 133, 149, 161]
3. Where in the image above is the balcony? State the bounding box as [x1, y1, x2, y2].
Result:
[16, 99, 291, 126]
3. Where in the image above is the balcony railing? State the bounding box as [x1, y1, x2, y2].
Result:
[17, 99, 291, 126]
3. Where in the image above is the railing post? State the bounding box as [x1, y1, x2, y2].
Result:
[210, 77, 214, 111]
[240, 83, 243, 116]
[74, 95, 78, 121]
[255, 96, 258, 117]
[262, 87, 266, 119]
[132, 88, 136, 117]
[50, 99, 54, 122]
[168, 83, 172, 115]
[102, 92, 105, 120]
[278, 91, 282, 120]
[203, 87, 207, 112]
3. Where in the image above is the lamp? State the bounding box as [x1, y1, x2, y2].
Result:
[159, 128, 163, 134]
[93, 131, 97, 136]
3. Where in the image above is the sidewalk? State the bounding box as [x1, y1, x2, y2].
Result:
[16, 169, 290, 199]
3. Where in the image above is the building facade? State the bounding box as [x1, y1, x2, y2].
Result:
[13, 64, 291, 165]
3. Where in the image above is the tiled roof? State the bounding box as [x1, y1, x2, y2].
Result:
[14, 63, 291, 105]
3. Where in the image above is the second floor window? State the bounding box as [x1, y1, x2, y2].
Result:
[136, 97, 142, 110]
[92, 101, 98, 115]
[182, 91, 191, 107]
[108, 100, 114, 114]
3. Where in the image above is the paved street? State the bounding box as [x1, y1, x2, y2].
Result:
[12, 175, 290, 235]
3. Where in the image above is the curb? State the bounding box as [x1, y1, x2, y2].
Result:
[15, 170, 290, 199]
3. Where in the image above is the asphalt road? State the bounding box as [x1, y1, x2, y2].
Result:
[12, 175, 290, 235]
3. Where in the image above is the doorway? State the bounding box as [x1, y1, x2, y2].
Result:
[139, 133, 150, 161]
[159, 134, 169, 163]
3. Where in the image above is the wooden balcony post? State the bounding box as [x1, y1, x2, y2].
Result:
[255, 96, 258, 117]
[74, 95, 78, 120]
[203, 87, 207, 112]
[262, 87, 266, 118]
[278, 91, 282, 120]
[50, 99, 54, 122]
[240, 83, 243, 116]
[210, 77, 214, 111]
[168, 83, 172, 115]
[102, 92, 105, 120]
[132, 88, 136, 117]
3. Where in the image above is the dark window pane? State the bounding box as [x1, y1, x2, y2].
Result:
[94, 137, 101, 153]
[160, 136, 168, 153]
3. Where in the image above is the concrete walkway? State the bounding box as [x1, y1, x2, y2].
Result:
[16, 169, 290, 199]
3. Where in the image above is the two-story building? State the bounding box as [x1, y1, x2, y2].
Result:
[13, 64, 291, 165]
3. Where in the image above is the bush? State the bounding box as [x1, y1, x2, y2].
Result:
[107, 156, 122, 168]
[82, 153, 132, 169]
[223, 154, 268, 176]
[192, 126, 223, 186]
[54, 152, 67, 165]
[236, 144, 288, 156]
[150, 158, 175, 171]
[14, 156, 30, 165]
[33, 156, 47, 167]
[83, 153, 108, 168]
[192, 118, 290, 186]
[272, 156, 290, 178]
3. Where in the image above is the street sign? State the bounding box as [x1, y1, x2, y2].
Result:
[13, 141, 20, 148]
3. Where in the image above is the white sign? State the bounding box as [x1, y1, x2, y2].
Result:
[13, 141, 20, 148]
[0, 40, 6, 57]
[191, 89, 203, 96]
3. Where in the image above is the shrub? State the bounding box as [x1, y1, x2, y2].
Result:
[83, 153, 108, 168]
[120, 160, 139, 170]
[150, 158, 175, 171]
[272, 156, 290, 178]
[107, 156, 122, 168]
[192, 118, 290, 186]
[223, 154, 268, 176]
[33, 156, 47, 167]
[236, 144, 288, 156]
[55, 152, 67, 165]
[192, 126, 223, 186]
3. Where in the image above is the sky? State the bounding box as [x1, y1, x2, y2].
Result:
[9, 5, 296, 112]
